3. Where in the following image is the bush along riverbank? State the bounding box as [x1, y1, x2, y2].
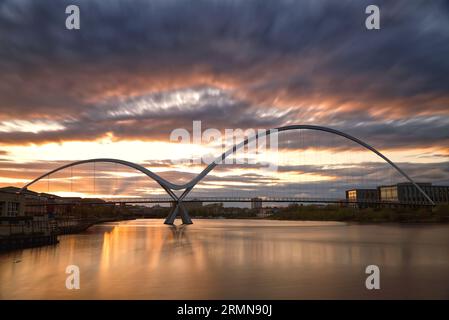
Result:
[269, 204, 449, 223]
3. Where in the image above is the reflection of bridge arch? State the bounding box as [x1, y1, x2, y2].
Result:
[20, 125, 435, 225]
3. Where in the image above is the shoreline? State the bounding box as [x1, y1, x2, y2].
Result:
[0, 216, 138, 252]
[137, 215, 449, 224]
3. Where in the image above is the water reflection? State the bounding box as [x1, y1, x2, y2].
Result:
[1, 219, 449, 299]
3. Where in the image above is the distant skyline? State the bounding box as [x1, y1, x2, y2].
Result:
[0, 0, 448, 198]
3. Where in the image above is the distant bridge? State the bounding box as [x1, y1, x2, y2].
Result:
[19, 124, 436, 224]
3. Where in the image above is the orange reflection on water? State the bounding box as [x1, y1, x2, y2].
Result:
[1, 219, 449, 299]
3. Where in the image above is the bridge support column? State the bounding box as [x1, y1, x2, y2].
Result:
[164, 201, 193, 225]
[164, 202, 178, 225]
[179, 203, 192, 224]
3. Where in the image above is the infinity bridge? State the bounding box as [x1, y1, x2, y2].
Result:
[19, 125, 435, 224]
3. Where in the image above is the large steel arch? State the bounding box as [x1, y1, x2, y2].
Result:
[183, 125, 435, 205]
[18, 158, 177, 193]
[19, 158, 193, 224]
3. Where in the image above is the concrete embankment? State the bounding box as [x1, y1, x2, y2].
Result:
[0, 216, 136, 251]
[56, 216, 136, 235]
[0, 234, 58, 251]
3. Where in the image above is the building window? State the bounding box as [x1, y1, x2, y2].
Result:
[7, 202, 20, 217]
[348, 190, 357, 201]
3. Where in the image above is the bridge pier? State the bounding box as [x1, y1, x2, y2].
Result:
[164, 201, 193, 225]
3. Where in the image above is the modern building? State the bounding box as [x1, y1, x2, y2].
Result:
[346, 183, 449, 207]
[251, 197, 263, 210]
[378, 183, 449, 204]
[0, 186, 49, 215]
[0, 189, 55, 238]
[345, 189, 379, 208]
[430, 185, 449, 203]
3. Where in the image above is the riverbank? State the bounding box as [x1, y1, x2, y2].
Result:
[140, 205, 449, 223]
[0, 234, 58, 251]
[0, 215, 137, 251]
[56, 215, 137, 235]
[267, 204, 449, 223]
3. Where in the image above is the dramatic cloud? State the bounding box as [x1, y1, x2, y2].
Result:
[0, 0, 448, 196]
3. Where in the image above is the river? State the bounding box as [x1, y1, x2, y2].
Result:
[1, 219, 449, 299]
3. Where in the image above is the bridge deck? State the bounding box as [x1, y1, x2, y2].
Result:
[24, 197, 435, 207]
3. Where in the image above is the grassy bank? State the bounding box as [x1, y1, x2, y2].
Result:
[269, 204, 449, 223]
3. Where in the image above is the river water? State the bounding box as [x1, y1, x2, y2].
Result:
[1, 219, 449, 299]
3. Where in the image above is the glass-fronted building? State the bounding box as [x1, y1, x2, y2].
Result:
[378, 183, 449, 204]
[345, 189, 379, 208]
[346, 183, 449, 207]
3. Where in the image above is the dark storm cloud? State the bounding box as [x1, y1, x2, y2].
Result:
[0, 84, 448, 151]
[0, 0, 448, 149]
[0, 86, 294, 144]
[275, 115, 449, 151]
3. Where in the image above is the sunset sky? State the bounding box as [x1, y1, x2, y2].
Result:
[0, 0, 448, 199]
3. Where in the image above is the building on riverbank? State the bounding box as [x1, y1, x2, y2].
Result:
[0, 186, 142, 250]
[346, 183, 449, 208]
[0, 189, 58, 250]
[378, 182, 449, 204]
[345, 189, 379, 208]
[251, 197, 262, 209]
[0, 190, 41, 236]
